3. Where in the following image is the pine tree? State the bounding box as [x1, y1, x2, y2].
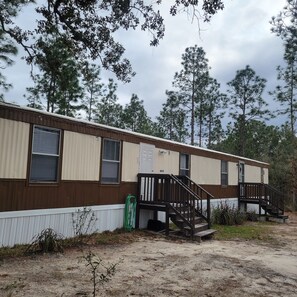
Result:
[271, 0, 297, 135]
[227, 65, 269, 156]
[173, 45, 210, 145]
[270, 0, 297, 209]
[94, 79, 123, 127]
[81, 63, 104, 121]
[157, 90, 188, 142]
[122, 94, 153, 134]
[203, 78, 227, 148]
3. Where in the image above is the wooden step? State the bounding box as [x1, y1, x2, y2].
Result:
[194, 217, 204, 224]
[194, 229, 216, 238]
[184, 223, 208, 232]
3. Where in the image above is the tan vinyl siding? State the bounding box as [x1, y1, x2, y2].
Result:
[155, 150, 179, 175]
[245, 164, 261, 183]
[0, 118, 29, 179]
[122, 142, 140, 182]
[62, 131, 101, 181]
[191, 156, 221, 185]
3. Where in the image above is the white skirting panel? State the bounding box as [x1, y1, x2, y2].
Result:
[205, 198, 238, 209]
[152, 198, 239, 224]
[0, 204, 125, 247]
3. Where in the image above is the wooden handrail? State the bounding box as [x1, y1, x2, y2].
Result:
[238, 182, 285, 214]
[174, 175, 212, 227]
[137, 173, 212, 233]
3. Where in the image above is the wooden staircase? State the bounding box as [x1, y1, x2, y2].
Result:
[169, 206, 216, 239]
[239, 183, 288, 222]
[136, 174, 216, 241]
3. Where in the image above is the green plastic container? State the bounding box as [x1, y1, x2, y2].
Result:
[124, 194, 137, 231]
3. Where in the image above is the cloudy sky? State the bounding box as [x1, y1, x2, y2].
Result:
[2, 0, 287, 123]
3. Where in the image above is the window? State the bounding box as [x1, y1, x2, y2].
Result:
[221, 160, 228, 186]
[30, 126, 61, 182]
[101, 139, 121, 183]
[180, 153, 190, 177]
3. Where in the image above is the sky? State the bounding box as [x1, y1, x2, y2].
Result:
[2, 0, 287, 123]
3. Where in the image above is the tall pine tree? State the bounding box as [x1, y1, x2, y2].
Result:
[122, 94, 153, 134]
[173, 46, 210, 145]
[227, 65, 269, 156]
[94, 78, 123, 127]
[157, 90, 188, 142]
[81, 63, 103, 121]
[271, 0, 297, 136]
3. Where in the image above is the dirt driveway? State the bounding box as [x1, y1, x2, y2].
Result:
[1, 213, 297, 297]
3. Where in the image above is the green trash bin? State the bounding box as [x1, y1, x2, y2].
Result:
[124, 194, 137, 231]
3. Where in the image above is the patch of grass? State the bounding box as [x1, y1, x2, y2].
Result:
[0, 244, 29, 260]
[94, 229, 143, 245]
[213, 222, 277, 243]
[0, 229, 147, 261]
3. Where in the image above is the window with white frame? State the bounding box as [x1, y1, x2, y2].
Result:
[180, 153, 190, 177]
[101, 139, 121, 183]
[30, 126, 61, 182]
[221, 160, 228, 186]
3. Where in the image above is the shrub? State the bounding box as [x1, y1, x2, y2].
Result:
[211, 201, 246, 225]
[72, 207, 98, 238]
[26, 228, 64, 254]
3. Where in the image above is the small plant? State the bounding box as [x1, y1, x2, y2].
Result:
[211, 201, 246, 225]
[83, 250, 121, 297]
[72, 207, 98, 241]
[26, 228, 63, 254]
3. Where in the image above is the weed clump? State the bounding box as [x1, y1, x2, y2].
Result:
[26, 228, 64, 254]
[211, 202, 246, 225]
[71, 207, 98, 245]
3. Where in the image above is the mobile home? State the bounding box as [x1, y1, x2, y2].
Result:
[0, 103, 284, 246]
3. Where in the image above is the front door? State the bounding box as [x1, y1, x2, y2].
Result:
[139, 143, 155, 173]
[239, 162, 245, 183]
[138, 143, 156, 225]
[139, 143, 155, 201]
[239, 162, 245, 197]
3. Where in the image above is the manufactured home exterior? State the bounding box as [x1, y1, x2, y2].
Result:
[0, 103, 269, 246]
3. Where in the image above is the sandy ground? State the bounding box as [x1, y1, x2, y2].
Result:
[0, 213, 297, 297]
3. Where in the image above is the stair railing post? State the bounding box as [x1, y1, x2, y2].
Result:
[207, 194, 211, 229]
[265, 184, 268, 217]
[136, 174, 141, 229]
[165, 203, 169, 236]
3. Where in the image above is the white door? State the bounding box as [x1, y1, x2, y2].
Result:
[239, 162, 245, 197]
[139, 143, 155, 173]
[139, 143, 155, 227]
[239, 162, 245, 183]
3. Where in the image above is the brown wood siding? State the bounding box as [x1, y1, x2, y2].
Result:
[0, 179, 238, 212]
[0, 104, 269, 168]
[0, 180, 137, 212]
[202, 185, 238, 199]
